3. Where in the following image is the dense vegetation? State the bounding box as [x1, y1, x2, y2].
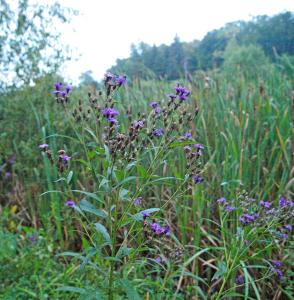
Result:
[0, 2, 293, 299]
[109, 12, 294, 80]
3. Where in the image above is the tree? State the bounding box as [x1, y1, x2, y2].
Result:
[222, 39, 269, 79]
[0, 0, 75, 90]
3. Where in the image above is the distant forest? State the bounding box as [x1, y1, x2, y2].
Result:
[108, 12, 294, 80]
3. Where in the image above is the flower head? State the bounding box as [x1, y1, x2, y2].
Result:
[102, 107, 119, 118]
[149, 101, 158, 108]
[107, 117, 118, 125]
[279, 197, 287, 207]
[152, 128, 164, 137]
[271, 260, 282, 268]
[217, 197, 227, 204]
[66, 200, 75, 207]
[236, 275, 244, 285]
[260, 200, 271, 209]
[134, 120, 144, 129]
[38, 143, 49, 149]
[284, 224, 292, 231]
[116, 75, 127, 86]
[134, 198, 142, 206]
[225, 205, 236, 212]
[155, 256, 162, 263]
[192, 175, 204, 184]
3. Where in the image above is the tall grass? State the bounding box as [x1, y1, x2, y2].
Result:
[0, 65, 293, 299]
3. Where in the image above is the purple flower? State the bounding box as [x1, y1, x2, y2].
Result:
[154, 106, 161, 114]
[107, 117, 118, 125]
[4, 172, 11, 179]
[260, 200, 271, 209]
[149, 101, 158, 108]
[155, 256, 162, 263]
[65, 85, 73, 94]
[284, 224, 292, 231]
[270, 267, 283, 280]
[141, 211, 150, 218]
[62, 155, 71, 162]
[240, 213, 258, 224]
[163, 225, 171, 235]
[278, 232, 288, 239]
[102, 107, 119, 118]
[38, 143, 49, 149]
[104, 72, 114, 83]
[134, 120, 144, 129]
[134, 198, 142, 206]
[184, 132, 192, 139]
[66, 200, 75, 207]
[152, 128, 164, 137]
[192, 175, 204, 184]
[183, 146, 192, 152]
[279, 197, 287, 207]
[54, 82, 62, 91]
[271, 260, 282, 268]
[116, 75, 127, 86]
[217, 197, 227, 204]
[150, 222, 164, 234]
[175, 85, 191, 98]
[225, 205, 236, 212]
[194, 144, 204, 150]
[236, 275, 244, 285]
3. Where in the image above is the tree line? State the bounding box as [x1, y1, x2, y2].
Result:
[108, 12, 294, 80]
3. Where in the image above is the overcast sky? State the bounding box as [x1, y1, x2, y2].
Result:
[58, 0, 294, 83]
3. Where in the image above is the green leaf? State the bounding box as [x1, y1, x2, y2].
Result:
[71, 190, 104, 204]
[118, 279, 141, 300]
[79, 199, 107, 218]
[67, 171, 73, 184]
[114, 176, 137, 188]
[95, 223, 111, 245]
[57, 286, 86, 294]
[132, 208, 160, 221]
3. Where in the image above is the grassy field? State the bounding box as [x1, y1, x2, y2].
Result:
[0, 66, 293, 299]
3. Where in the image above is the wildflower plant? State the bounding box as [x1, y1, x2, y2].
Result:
[40, 74, 203, 299]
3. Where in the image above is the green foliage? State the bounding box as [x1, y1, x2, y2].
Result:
[0, 61, 293, 299]
[109, 12, 294, 80]
[222, 40, 270, 78]
[0, 0, 75, 90]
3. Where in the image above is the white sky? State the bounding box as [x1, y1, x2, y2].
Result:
[58, 0, 294, 83]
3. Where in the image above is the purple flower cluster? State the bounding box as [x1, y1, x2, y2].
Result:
[152, 128, 164, 137]
[104, 72, 127, 87]
[174, 84, 191, 101]
[260, 200, 271, 209]
[53, 82, 72, 98]
[279, 196, 293, 208]
[149, 222, 171, 236]
[149, 101, 161, 114]
[270, 260, 283, 280]
[192, 175, 204, 184]
[102, 107, 119, 125]
[239, 213, 259, 224]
